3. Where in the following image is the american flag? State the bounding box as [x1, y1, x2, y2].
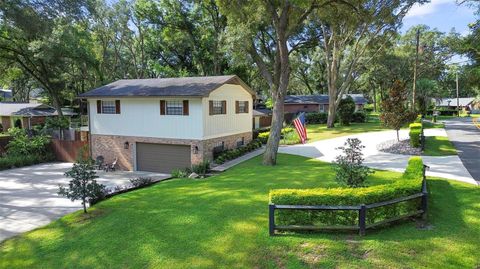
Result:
[293, 112, 307, 144]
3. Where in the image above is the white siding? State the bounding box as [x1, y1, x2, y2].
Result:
[202, 84, 253, 139]
[89, 98, 203, 140]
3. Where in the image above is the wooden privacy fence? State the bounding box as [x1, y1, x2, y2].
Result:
[51, 139, 89, 162]
[269, 165, 429, 236]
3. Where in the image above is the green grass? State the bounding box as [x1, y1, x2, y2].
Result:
[424, 136, 457, 156]
[422, 121, 445, 129]
[1, 154, 479, 268]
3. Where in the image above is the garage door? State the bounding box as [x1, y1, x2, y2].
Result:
[136, 143, 191, 173]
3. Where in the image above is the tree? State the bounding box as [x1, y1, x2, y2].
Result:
[313, 0, 423, 128]
[337, 96, 356, 126]
[58, 160, 106, 213]
[219, 0, 325, 165]
[334, 138, 373, 188]
[380, 81, 416, 141]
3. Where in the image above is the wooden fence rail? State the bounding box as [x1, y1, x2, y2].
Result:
[269, 165, 429, 236]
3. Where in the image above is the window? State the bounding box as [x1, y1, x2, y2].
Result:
[166, 101, 183, 115]
[210, 100, 226, 115]
[236, 137, 245, 148]
[236, 101, 249, 113]
[101, 101, 116, 114]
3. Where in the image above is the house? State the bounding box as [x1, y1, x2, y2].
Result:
[78, 75, 254, 173]
[253, 106, 272, 129]
[0, 102, 69, 132]
[284, 94, 368, 114]
[434, 97, 476, 111]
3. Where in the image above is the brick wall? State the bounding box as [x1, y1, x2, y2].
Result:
[91, 132, 252, 171]
[284, 104, 319, 113]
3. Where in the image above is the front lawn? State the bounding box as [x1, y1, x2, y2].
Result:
[1, 154, 479, 268]
[424, 136, 457, 156]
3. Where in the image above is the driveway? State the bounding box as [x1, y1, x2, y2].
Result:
[444, 117, 480, 184]
[279, 128, 477, 185]
[0, 162, 170, 242]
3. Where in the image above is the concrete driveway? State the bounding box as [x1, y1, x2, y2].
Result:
[0, 162, 170, 242]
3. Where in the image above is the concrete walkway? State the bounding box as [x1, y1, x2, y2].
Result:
[211, 147, 264, 172]
[0, 162, 170, 242]
[444, 118, 480, 184]
[279, 128, 477, 185]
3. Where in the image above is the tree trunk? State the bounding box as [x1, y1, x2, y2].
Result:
[396, 129, 399, 142]
[327, 90, 336, 128]
[82, 197, 87, 213]
[263, 91, 285, 165]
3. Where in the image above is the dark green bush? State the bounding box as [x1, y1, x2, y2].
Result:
[192, 161, 210, 176]
[130, 177, 153, 187]
[352, 111, 367, 123]
[337, 96, 356, 126]
[305, 112, 328, 124]
[409, 123, 422, 148]
[269, 157, 424, 227]
[0, 153, 55, 171]
[214, 139, 262, 164]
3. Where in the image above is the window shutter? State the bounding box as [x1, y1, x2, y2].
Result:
[160, 100, 166, 115]
[235, 101, 239, 114]
[97, 100, 102, 114]
[115, 100, 121, 114]
[222, 100, 227, 114]
[209, 100, 213, 115]
[183, 100, 189, 115]
[245, 101, 249, 113]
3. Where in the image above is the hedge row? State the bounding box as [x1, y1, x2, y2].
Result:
[214, 139, 263, 164]
[269, 157, 424, 227]
[409, 123, 422, 148]
[0, 153, 55, 171]
[257, 127, 295, 144]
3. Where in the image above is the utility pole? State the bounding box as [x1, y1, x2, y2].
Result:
[412, 29, 420, 112]
[456, 71, 460, 117]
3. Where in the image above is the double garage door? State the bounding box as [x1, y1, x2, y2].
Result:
[136, 143, 191, 173]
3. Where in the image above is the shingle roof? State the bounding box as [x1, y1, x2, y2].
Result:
[285, 94, 368, 105]
[434, 97, 475, 107]
[0, 102, 74, 116]
[78, 75, 255, 98]
[253, 108, 272, 116]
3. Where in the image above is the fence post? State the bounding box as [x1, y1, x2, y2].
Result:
[359, 205, 366, 236]
[421, 165, 429, 220]
[269, 204, 275, 236]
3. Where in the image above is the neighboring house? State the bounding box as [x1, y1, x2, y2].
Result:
[253, 107, 272, 129]
[284, 94, 368, 114]
[434, 97, 476, 111]
[78, 75, 255, 173]
[0, 102, 69, 132]
[0, 89, 12, 101]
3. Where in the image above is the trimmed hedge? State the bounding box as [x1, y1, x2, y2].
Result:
[352, 111, 367, 123]
[214, 139, 263, 164]
[305, 112, 328, 124]
[269, 157, 424, 227]
[409, 123, 422, 148]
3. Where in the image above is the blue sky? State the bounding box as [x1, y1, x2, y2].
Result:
[402, 0, 477, 35]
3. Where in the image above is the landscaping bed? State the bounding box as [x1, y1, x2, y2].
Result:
[0, 154, 478, 268]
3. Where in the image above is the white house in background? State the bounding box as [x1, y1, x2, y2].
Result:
[79, 75, 255, 173]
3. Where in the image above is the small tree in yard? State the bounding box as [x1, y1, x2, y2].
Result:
[334, 138, 373, 188]
[337, 96, 356, 126]
[380, 81, 416, 141]
[58, 159, 106, 213]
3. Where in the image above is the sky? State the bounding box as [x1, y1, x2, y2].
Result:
[402, 0, 476, 35]
[401, 0, 477, 64]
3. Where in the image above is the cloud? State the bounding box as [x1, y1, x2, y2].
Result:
[405, 0, 452, 18]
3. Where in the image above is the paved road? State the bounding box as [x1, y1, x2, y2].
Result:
[0, 162, 170, 242]
[444, 118, 480, 184]
[279, 128, 477, 185]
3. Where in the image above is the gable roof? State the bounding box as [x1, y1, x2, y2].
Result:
[0, 102, 74, 117]
[434, 97, 475, 107]
[78, 75, 255, 98]
[285, 94, 368, 105]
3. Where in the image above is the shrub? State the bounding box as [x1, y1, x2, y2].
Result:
[6, 128, 50, 156]
[171, 168, 190, 178]
[334, 138, 373, 188]
[257, 132, 269, 144]
[269, 157, 424, 227]
[352, 111, 367, 123]
[192, 161, 210, 176]
[409, 123, 422, 148]
[337, 96, 356, 125]
[0, 153, 55, 171]
[305, 112, 328, 124]
[214, 138, 263, 164]
[130, 177, 153, 188]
